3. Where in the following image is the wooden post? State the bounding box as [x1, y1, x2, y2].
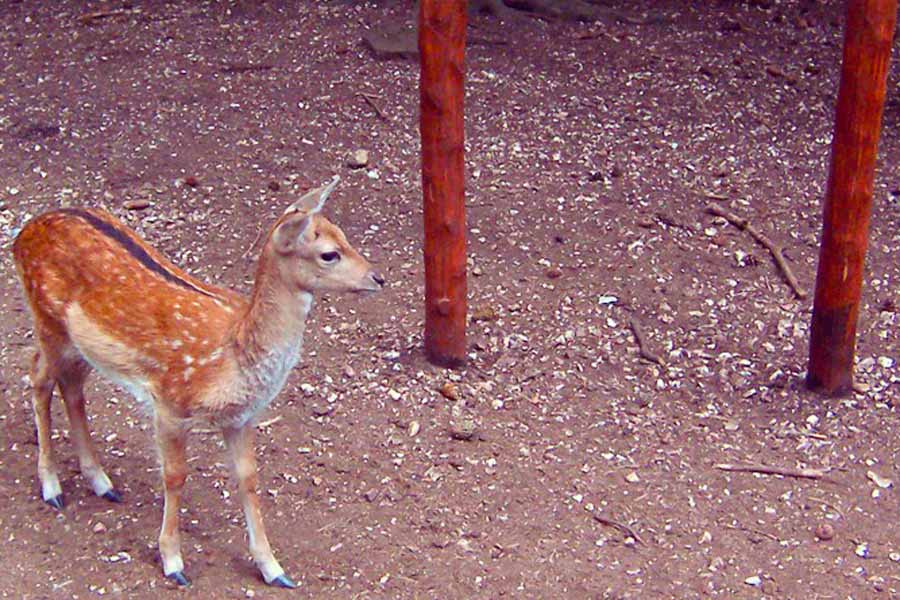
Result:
[419, 0, 468, 368]
[807, 0, 897, 395]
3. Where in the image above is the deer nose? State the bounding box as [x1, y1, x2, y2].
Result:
[371, 272, 385, 287]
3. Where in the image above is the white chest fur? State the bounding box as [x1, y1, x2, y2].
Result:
[228, 292, 312, 427]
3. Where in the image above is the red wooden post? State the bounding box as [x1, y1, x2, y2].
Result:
[807, 0, 897, 395]
[419, 0, 468, 368]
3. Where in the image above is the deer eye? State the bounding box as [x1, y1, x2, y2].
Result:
[320, 251, 340, 263]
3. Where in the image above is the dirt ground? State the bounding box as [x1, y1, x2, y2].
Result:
[1, 0, 899, 598]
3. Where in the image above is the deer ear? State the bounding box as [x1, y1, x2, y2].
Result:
[285, 175, 340, 215]
[272, 212, 311, 255]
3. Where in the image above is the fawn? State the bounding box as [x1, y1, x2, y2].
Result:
[12, 176, 384, 587]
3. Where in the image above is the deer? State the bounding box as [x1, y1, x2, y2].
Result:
[11, 176, 384, 588]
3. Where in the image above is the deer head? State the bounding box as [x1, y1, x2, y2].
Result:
[268, 176, 384, 294]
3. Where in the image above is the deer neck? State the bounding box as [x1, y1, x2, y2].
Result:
[234, 254, 312, 372]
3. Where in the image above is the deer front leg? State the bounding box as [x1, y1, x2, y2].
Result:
[155, 417, 190, 586]
[223, 425, 296, 588]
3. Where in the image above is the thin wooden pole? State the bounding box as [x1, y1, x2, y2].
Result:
[807, 0, 897, 395]
[419, 0, 468, 368]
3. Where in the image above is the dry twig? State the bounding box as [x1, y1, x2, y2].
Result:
[628, 318, 664, 365]
[592, 512, 646, 545]
[706, 204, 807, 299]
[724, 523, 779, 542]
[79, 9, 135, 25]
[715, 462, 836, 482]
[256, 415, 283, 429]
[807, 496, 845, 519]
[241, 227, 266, 261]
[356, 93, 389, 122]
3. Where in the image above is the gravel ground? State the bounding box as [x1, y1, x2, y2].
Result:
[1, 1, 899, 598]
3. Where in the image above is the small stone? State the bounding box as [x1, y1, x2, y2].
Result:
[545, 268, 562, 279]
[450, 418, 477, 441]
[267, 181, 280, 192]
[624, 471, 640, 484]
[867, 470, 893, 489]
[408, 420, 420, 437]
[348, 150, 369, 169]
[855, 543, 869, 558]
[439, 382, 460, 401]
[123, 199, 151, 210]
[245, 589, 255, 598]
[183, 176, 199, 188]
[363, 489, 379, 503]
[815, 523, 834, 541]
[92, 522, 107, 534]
[744, 575, 762, 587]
[471, 306, 498, 322]
[877, 356, 895, 369]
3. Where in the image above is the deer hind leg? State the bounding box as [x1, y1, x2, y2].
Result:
[31, 349, 63, 509]
[57, 360, 121, 502]
[155, 415, 190, 586]
[223, 425, 295, 588]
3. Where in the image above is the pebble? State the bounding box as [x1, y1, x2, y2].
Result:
[92, 522, 107, 534]
[439, 382, 460, 401]
[815, 523, 834, 541]
[744, 575, 762, 587]
[123, 199, 151, 210]
[347, 149, 369, 169]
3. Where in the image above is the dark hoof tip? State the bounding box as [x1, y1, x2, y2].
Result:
[270, 574, 297, 589]
[166, 571, 190, 586]
[102, 489, 123, 503]
[45, 495, 65, 510]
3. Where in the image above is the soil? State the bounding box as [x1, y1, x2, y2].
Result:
[1, 1, 899, 598]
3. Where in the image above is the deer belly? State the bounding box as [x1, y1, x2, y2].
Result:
[66, 302, 158, 411]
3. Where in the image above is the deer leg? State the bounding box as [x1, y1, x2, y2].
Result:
[223, 425, 295, 588]
[58, 362, 121, 502]
[31, 350, 63, 509]
[155, 417, 190, 585]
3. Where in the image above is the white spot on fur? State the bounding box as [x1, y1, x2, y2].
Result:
[171, 339, 183, 349]
[184, 355, 194, 365]
[199, 348, 223, 366]
[183, 367, 195, 381]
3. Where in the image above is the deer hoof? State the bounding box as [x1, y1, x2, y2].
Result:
[45, 495, 65, 510]
[269, 574, 297, 589]
[166, 571, 190, 586]
[101, 489, 124, 503]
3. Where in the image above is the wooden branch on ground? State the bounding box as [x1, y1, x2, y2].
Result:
[724, 523, 779, 541]
[715, 462, 835, 482]
[256, 415, 283, 429]
[356, 93, 389, 122]
[592, 512, 646, 545]
[628, 318, 664, 366]
[807, 496, 845, 519]
[241, 227, 266, 261]
[706, 204, 807, 300]
[79, 9, 136, 25]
